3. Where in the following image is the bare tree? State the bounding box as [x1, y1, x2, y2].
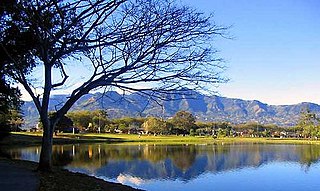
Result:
[1, 0, 227, 171]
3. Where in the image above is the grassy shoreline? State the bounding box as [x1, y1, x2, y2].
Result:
[2, 132, 320, 146]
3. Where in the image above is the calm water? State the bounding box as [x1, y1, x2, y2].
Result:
[2, 143, 320, 191]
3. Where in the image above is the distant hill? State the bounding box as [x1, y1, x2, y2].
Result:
[21, 90, 320, 128]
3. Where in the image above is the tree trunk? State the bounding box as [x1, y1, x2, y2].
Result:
[37, 121, 54, 171]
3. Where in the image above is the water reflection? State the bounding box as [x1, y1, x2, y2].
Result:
[3, 143, 320, 187]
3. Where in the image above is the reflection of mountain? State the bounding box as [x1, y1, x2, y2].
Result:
[4, 143, 320, 183]
[91, 144, 305, 182]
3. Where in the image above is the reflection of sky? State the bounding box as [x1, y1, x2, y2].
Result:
[20, 152, 39, 162]
[70, 162, 320, 191]
[9, 148, 40, 162]
[116, 174, 146, 185]
[139, 163, 320, 191]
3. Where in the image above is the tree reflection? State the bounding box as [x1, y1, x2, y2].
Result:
[52, 145, 74, 166]
[295, 144, 320, 169]
[167, 145, 196, 171]
[3, 143, 320, 181]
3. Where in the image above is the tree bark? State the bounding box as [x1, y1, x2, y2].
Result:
[37, 121, 54, 171]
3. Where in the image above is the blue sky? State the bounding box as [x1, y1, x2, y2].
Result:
[20, 0, 320, 106]
[183, 0, 320, 105]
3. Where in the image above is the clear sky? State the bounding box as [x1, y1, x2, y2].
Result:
[183, 0, 320, 105]
[19, 0, 320, 106]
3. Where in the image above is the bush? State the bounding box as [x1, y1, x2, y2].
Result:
[189, 129, 195, 136]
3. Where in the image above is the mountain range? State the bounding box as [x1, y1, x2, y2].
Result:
[22, 90, 320, 128]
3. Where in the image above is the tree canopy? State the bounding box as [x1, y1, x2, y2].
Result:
[142, 117, 168, 134]
[48, 112, 73, 132]
[0, 60, 22, 137]
[297, 109, 320, 138]
[170, 110, 196, 133]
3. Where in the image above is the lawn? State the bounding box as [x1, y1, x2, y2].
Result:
[3, 132, 320, 146]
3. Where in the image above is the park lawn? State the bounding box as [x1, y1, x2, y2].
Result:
[2, 132, 215, 146]
[3, 132, 320, 146]
[0, 132, 118, 146]
[80, 133, 215, 143]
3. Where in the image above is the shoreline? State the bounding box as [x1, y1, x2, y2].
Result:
[2, 132, 320, 147]
[0, 157, 143, 191]
[0, 133, 146, 191]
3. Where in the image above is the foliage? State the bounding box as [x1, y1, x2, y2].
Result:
[67, 111, 92, 130]
[0, 108, 23, 139]
[189, 129, 195, 136]
[170, 111, 196, 133]
[91, 110, 109, 133]
[67, 110, 109, 132]
[296, 110, 320, 138]
[44, 109, 320, 138]
[142, 117, 168, 134]
[0, 69, 23, 138]
[48, 112, 73, 132]
[8, 109, 24, 131]
[0, 35, 23, 134]
[108, 117, 144, 133]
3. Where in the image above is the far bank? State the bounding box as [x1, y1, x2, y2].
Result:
[2, 132, 320, 147]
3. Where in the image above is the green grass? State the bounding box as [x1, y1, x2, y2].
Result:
[3, 132, 320, 146]
[64, 133, 320, 145]
[0, 132, 122, 147]
[80, 133, 214, 143]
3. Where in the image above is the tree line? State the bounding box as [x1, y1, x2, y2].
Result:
[42, 109, 320, 138]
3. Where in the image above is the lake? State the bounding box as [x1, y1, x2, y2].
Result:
[3, 143, 320, 191]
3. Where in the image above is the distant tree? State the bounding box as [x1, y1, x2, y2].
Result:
[113, 117, 144, 131]
[8, 109, 24, 132]
[189, 129, 195, 136]
[170, 111, 196, 134]
[92, 110, 108, 120]
[118, 123, 128, 133]
[92, 110, 109, 132]
[105, 123, 118, 133]
[92, 116, 108, 132]
[297, 109, 320, 138]
[48, 112, 73, 132]
[217, 128, 227, 137]
[142, 117, 168, 134]
[0, 69, 22, 137]
[195, 121, 211, 129]
[195, 121, 219, 135]
[1, 0, 227, 170]
[67, 111, 93, 130]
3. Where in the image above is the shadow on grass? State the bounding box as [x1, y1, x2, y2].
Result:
[0, 133, 126, 147]
[0, 133, 43, 146]
[53, 134, 125, 144]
